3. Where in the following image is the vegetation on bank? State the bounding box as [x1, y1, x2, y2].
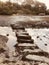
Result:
[0, 1, 49, 15]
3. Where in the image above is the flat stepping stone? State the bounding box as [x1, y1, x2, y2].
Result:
[17, 43, 36, 47]
[22, 49, 41, 53]
[22, 49, 49, 57]
[17, 39, 34, 43]
[15, 43, 36, 49]
[23, 54, 49, 64]
[16, 30, 26, 32]
[11, 24, 25, 30]
[17, 35, 31, 39]
[16, 32, 29, 35]
[15, 27, 25, 30]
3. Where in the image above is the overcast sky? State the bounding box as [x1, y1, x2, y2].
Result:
[37, 0, 49, 9]
[1, 0, 49, 9]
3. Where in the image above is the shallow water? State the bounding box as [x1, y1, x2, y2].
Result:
[0, 26, 49, 55]
[0, 27, 17, 56]
[25, 28, 49, 53]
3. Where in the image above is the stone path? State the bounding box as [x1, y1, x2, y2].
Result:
[11, 25, 49, 65]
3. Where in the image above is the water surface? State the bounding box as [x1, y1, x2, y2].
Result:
[26, 28, 49, 53]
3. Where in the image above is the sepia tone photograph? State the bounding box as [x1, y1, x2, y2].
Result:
[0, 0, 49, 65]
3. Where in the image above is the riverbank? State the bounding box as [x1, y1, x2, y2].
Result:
[0, 15, 49, 29]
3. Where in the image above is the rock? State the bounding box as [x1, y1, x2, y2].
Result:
[0, 35, 8, 43]
[0, 35, 8, 53]
[37, 36, 39, 38]
[22, 49, 41, 53]
[16, 32, 29, 35]
[15, 29, 26, 33]
[17, 43, 36, 47]
[24, 54, 49, 64]
[17, 34, 31, 40]
[0, 57, 4, 63]
[39, 63, 48, 65]
[11, 24, 25, 30]
[17, 39, 34, 43]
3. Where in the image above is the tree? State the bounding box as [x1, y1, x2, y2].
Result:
[35, 1, 47, 14]
[46, 9, 49, 15]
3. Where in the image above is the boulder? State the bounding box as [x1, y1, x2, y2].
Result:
[0, 35, 8, 53]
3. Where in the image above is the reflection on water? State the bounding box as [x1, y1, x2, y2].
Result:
[25, 28, 49, 53]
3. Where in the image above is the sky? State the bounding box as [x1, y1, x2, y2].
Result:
[37, 0, 49, 9]
[1, 0, 49, 9]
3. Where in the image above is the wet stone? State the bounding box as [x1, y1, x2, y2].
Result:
[11, 24, 25, 30]
[17, 39, 34, 43]
[14, 43, 38, 51]
[16, 32, 29, 36]
[16, 29, 26, 32]
[22, 54, 49, 64]
[22, 49, 41, 53]
[16, 43, 35, 47]
[17, 35, 31, 40]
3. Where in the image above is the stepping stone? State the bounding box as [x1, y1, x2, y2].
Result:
[22, 54, 49, 64]
[14, 44, 35, 51]
[17, 35, 31, 40]
[22, 49, 49, 57]
[11, 24, 25, 30]
[22, 49, 41, 53]
[14, 30, 26, 35]
[14, 43, 36, 50]
[16, 32, 29, 36]
[15, 27, 25, 30]
[16, 30, 26, 32]
[17, 43, 36, 47]
[17, 39, 34, 43]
